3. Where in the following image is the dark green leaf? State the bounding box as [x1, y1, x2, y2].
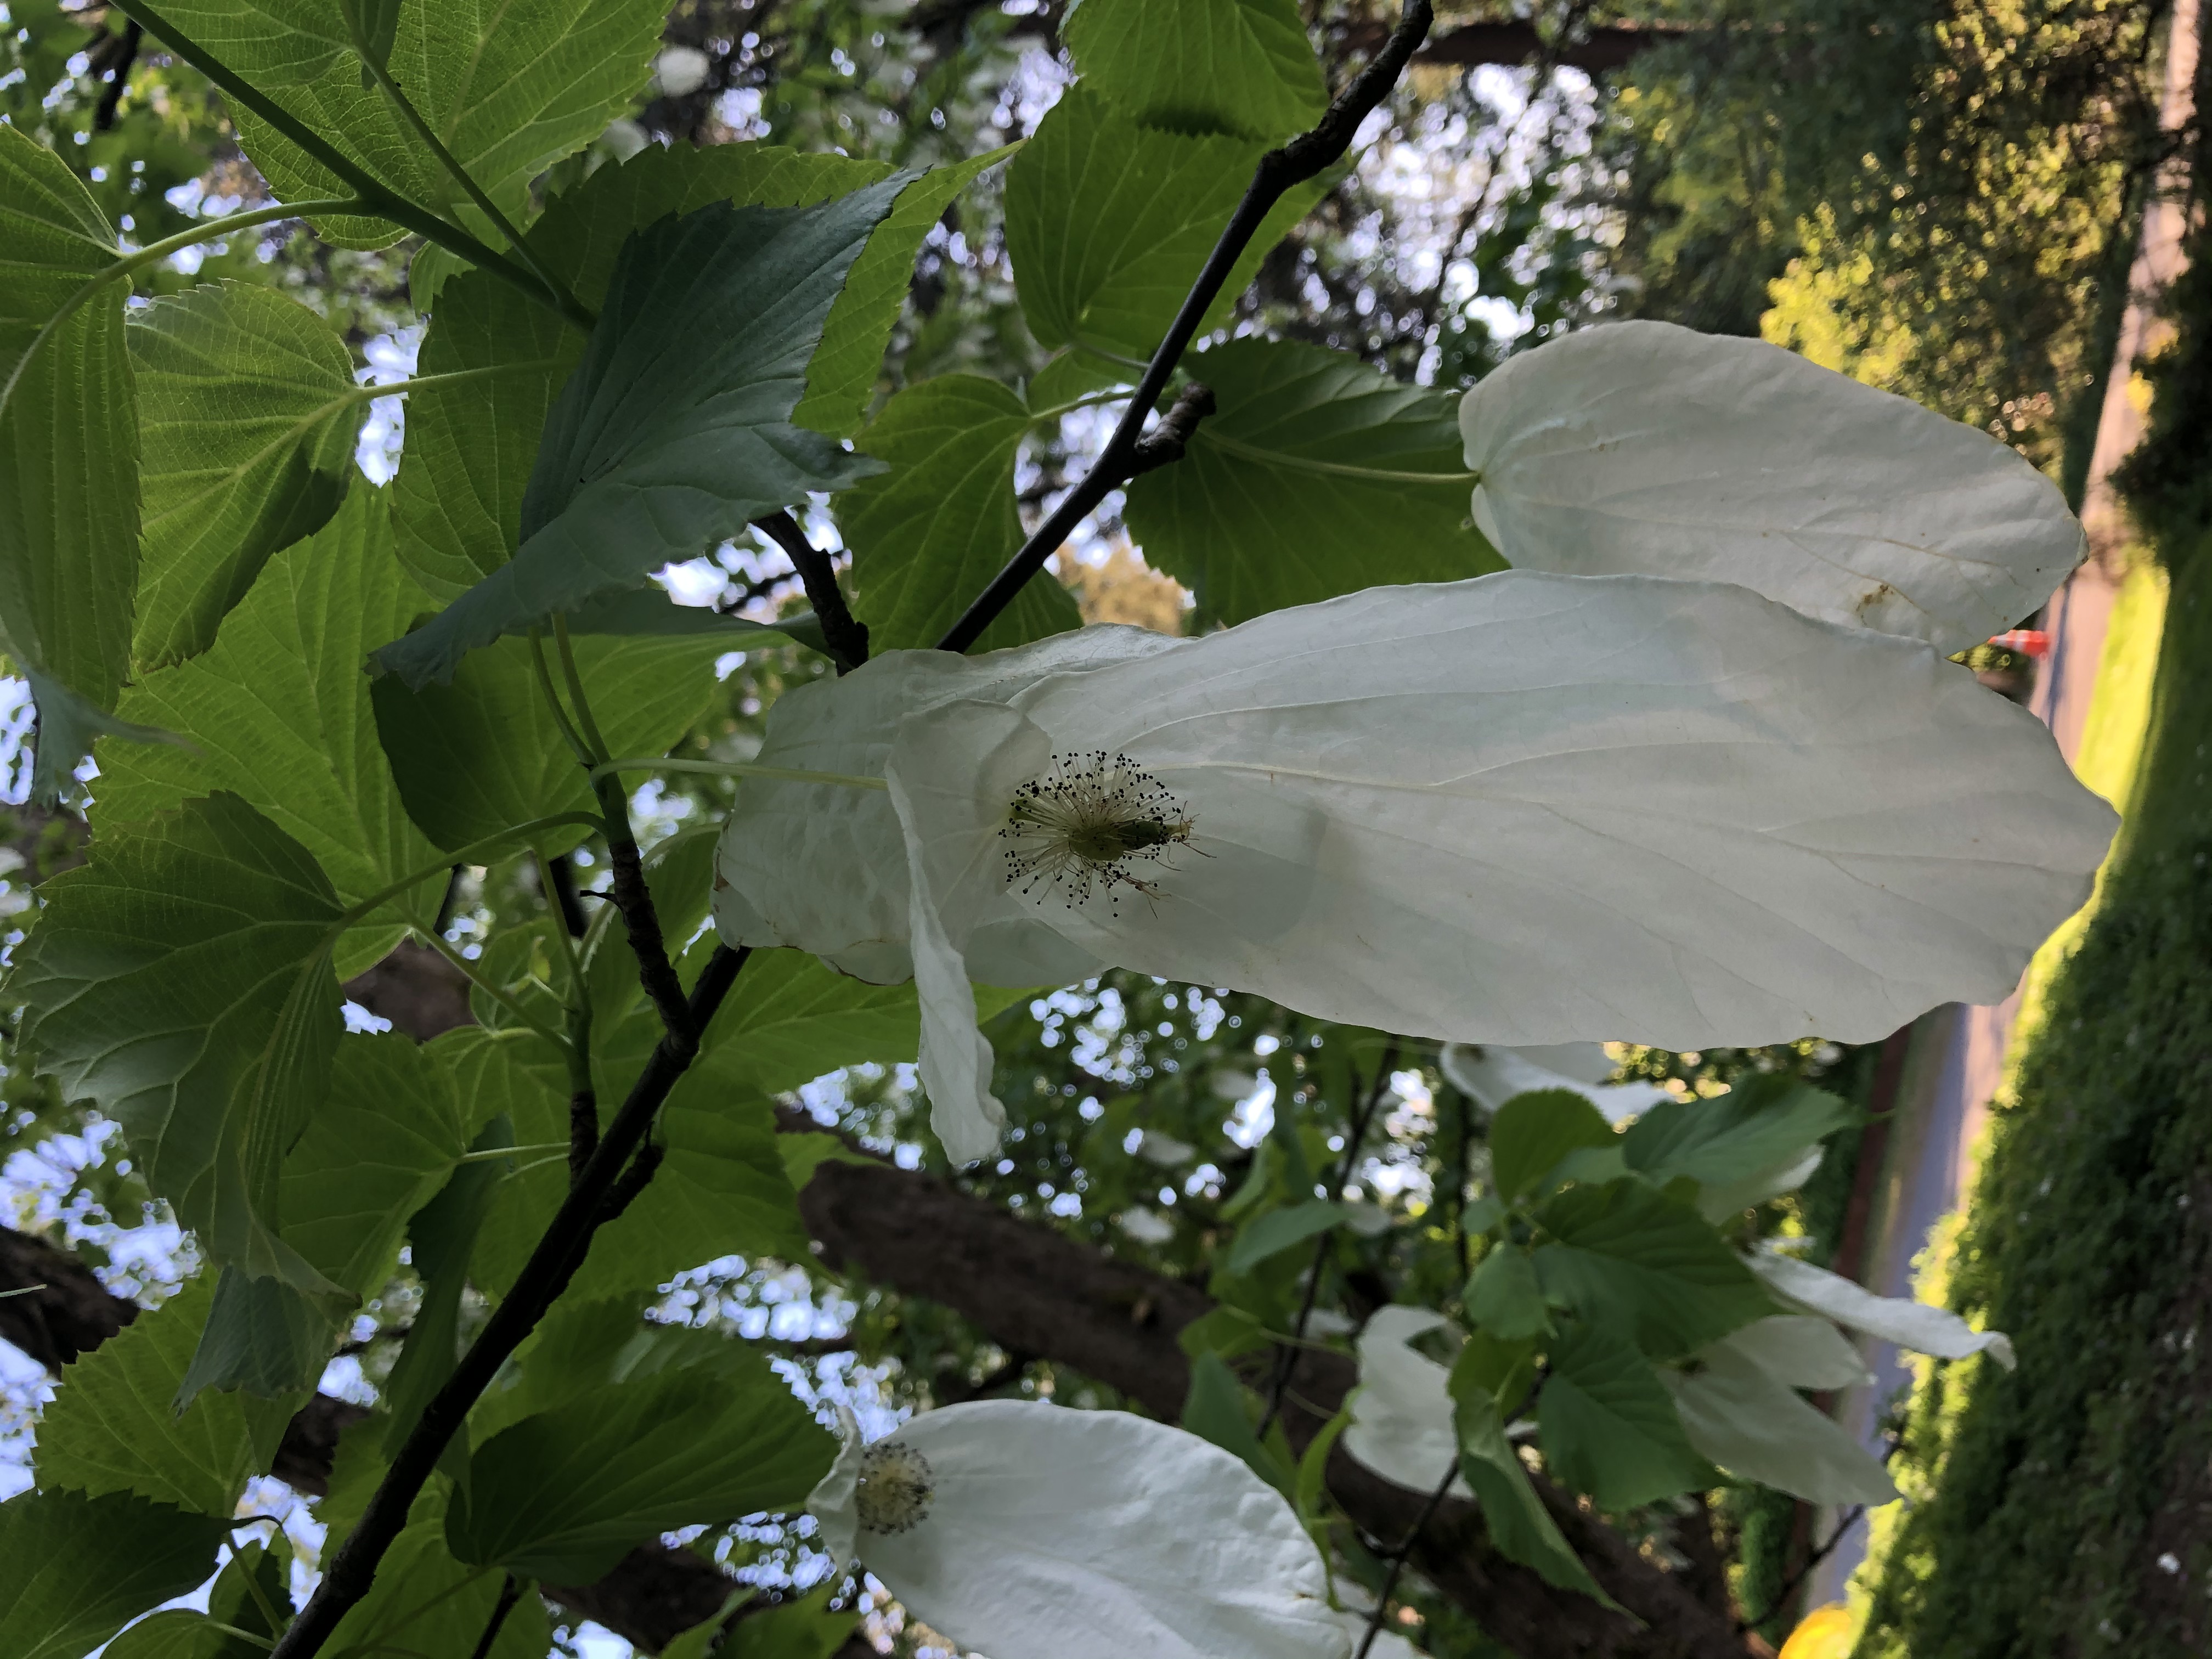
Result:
[99, 483, 444, 978]
[13, 793, 347, 1291]
[1124, 338, 1501, 624]
[0, 1488, 226, 1659]
[33, 1274, 283, 1513]
[382, 1116, 511, 1455]
[0, 125, 143, 798]
[1489, 1088, 1617, 1202]
[104, 1539, 290, 1659]
[1004, 88, 1325, 373]
[1462, 1243, 1551, 1341]
[323, 1489, 550, 1659]
[1450, 1392, 1615, 1607]
[448, 1356, 833, 1581]
[1180, 1350, 1291, 1496]
[1064, 0, 1327, 140]
[145, 0, 669, 249]
[842, 375, 1084, 652]
[716, 1589, 861, 1659]
[127, 281, 364, 667]
[1226, 1197, 1351, 1275]
[339, 0, 399, 74]
[1532, 1179, 1776, 1360]
[1537, 1321, 1714, 1510]
[439, 1027, 569, 1298]
[174, 1265, 336, 1404]
[1446, 1329, 1537, 1420]
[371, 629, 727, 853]
[1622, 1077, 1855, 1194]
[278, 1031, 474, 1299]
[375, 185, 909, 685]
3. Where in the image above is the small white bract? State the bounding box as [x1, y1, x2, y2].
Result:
[1440, 1042, 1675, 1126]
[806, 1401, 1350, 1659]
[1001, 749, 1197, 908]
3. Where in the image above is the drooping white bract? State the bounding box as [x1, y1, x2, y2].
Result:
[1458, 320, 2084, 653]
[716, 570, 2115, 1160]
[1667, 1320, 1901, 1506]
[1343, 1307, 1469, 1498]
[805, 1400, 1350, 1659]
[1438, 1041, 1675, 1126]
[1749, 1246, 2018, 1369]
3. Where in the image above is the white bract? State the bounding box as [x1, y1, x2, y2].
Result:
[715, 571, 2114, 1161]
[1459, 320, 2084, 653]
[1438, 1041, 1675, 1126]
[1667, 1320, 1901, 1506]
[1343, 1307, 1469, 1498]
[1750, 1246, 2018, 1369]
[806, 1400, 1349, 1659]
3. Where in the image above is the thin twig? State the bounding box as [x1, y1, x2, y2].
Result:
[1257, 1041, 1400, 1439]
[934, 0, 1434, 652]
[1358, 1458, 1461, 1659]
[93, 20, 142, 131]
[466, 1575, 526, 1659]
[268, 947, 752, 1659]
[753, 509, 870, 673]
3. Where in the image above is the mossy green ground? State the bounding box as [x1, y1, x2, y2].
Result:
[1855, 545, 2212, 1656]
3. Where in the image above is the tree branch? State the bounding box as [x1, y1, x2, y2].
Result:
[933, 0, 1436, 653]
[753, 509, 871, 673]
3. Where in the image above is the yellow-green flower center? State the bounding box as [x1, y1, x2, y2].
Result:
[855, 1441, 934, 1534]
[1002, 751, 1195, 910]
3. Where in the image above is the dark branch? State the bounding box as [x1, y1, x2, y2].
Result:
[1124, 381, 1217, 479]
[753, 509, 871, 673]
[594, 778, 695, 1045]
[465, 1575, 525, 1659]
[933, 1, 1437, 653]
[92, 19, 143, 131]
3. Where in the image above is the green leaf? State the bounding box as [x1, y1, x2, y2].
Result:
[439, 1027, 569, 1297]
[375, 184, 908, 685]
[99, 482, 443, 977]
[448, 1356, 834, 1581]
[1124, 338, 1502, 624]
[1532, 1179, 1776, 1361]
[279, 1031, 473, 1299]
[1294, 1404, 1351, 1523]
[324, 1488, 550, 1659]
[1446, 1328, 1537, 1420]
[0, 125, 143, 797]
[127, 281, 365, 668]
[1537, 1321, 1714, 1510]
[1622, 1077, 1855, 1195]
[1667, 1333, 1899, 1505]
[1064, 0, 1327, 140]
[1462, 1243, 1551, 1341]
[12, 793, 347, 1291]
[1003, 88, 1324, 371]
[341, 0, 399, 74]
[1180, 1350, 1291, 1496]
[0, 1488, 226, 1659]
[1225, 1197, 1352, 1276]
[1489, 1088, 1618, 1203]
[1451, 1392, 1615, 1607]
[716, 1590, 861, 1659]
[371, 628, 726, 853]
[382, 1116, 510, 1454]
[104, 1539, 290, 1659]
[145, 0, 672, 250]
[842, 375, 1084, 652]
[174, 1265, 336, 1404]
[33, 1274, 278, 1514]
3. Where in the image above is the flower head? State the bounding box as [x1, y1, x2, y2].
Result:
[717, 571, 2115, 1161]
[806, 1401, 1349, 1659]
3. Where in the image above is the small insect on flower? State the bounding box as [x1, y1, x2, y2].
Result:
[1000, 750, 1197, 909]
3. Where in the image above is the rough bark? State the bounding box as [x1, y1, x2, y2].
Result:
[0, 1223, 138, 1371]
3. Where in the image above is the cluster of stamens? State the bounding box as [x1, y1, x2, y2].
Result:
[1001, 751, 1197, 914]
[855, 1440, 935, 1534]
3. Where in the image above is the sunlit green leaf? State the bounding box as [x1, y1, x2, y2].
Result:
[1489, 1088, 1617, 1203]
[99, 483, 443, 978]
[0, 123, 143, 799]
[447, 1351, 834, 1581]
[13, 793, 346, 1293]
[1462, 1243, 1551, 1341]
[1124, 339, 1501, 624]
[127, 280, 364, 667]
[0, 1489, 226, 1659]
[1003, 88, 1324, 373]
[1537, 1320, 1713, 1510]
[842, 375, 1083, 652]
[1064, 0, 1327, 140]
[1532, 1179, 1775, 1361]
[376, 183, 907, 684]
[1622, 1076, 1855, 1194]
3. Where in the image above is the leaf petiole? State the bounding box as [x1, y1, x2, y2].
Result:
[1200, 430, 1482, 486]
[587, 757, 890, 791]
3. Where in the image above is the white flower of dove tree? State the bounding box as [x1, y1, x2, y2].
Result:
[716, 571, 2115, 1161]
[1438, 1041, 1676, 1126]
[1458, 319, 2085, 653]
[806, 1401, 1351, 1659]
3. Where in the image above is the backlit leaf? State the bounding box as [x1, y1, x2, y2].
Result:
[1532, 1179, 1775, 1361]
[0, 1489, 226, 1659]
[1537, 1320, 1713, 1510]
[1064, 0, 1326, 141]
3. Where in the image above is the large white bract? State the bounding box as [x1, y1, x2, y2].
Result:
[806, 1400, 1349, 1659]
[715, 571, 2114, 1161]
[1458, 319, 2085, 653]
